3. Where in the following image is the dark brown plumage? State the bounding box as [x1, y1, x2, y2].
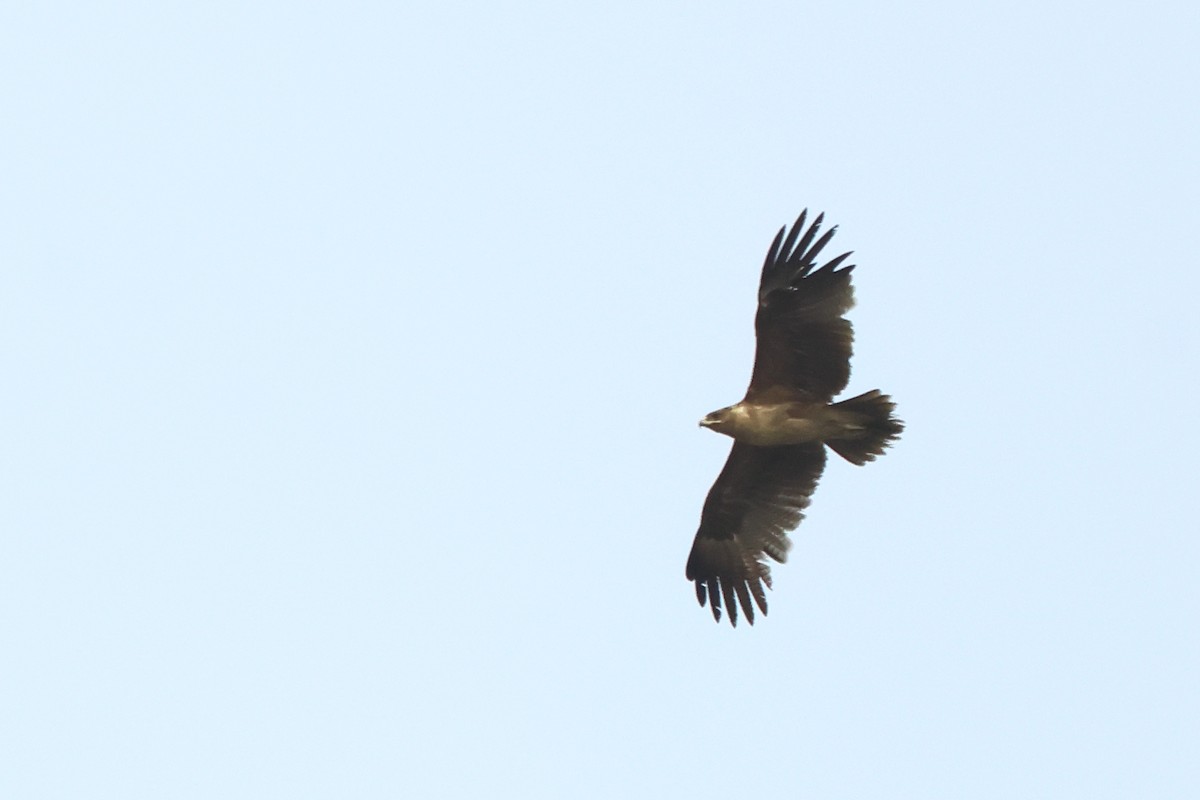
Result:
[686, 211, 903, 626]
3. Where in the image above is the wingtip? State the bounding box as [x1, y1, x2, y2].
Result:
[691, 575, 772, 627]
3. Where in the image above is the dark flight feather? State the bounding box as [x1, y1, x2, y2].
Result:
[685, 443, 827, 626]
[747, 212, 857, 402]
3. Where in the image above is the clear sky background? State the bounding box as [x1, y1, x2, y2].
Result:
[3, 2, 1198, 798]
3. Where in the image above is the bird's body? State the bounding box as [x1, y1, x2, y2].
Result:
[686, 210, 903, 626]
[702, 393, 871, 447]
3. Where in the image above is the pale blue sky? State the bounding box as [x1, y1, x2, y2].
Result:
[3, 2, 1198, 797]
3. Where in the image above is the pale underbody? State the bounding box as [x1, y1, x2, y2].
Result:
[700, 400, 863, 447]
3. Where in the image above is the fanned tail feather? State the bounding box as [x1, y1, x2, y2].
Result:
[826, 390, 904, 465]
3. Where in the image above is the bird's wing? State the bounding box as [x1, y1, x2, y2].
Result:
[685, 442, 827, 626]
[747, 210, 857, 402]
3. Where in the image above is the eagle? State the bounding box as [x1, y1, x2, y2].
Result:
[686, 210, 903, 626]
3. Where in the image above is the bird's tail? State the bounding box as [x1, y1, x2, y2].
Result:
[826, 390, 904, 465]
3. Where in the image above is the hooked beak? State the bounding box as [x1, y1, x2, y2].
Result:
[698, 418, 713, 429]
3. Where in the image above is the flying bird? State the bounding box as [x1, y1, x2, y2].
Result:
[686, 210, 903, 626]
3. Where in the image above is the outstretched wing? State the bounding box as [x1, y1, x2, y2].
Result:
[747, 210, 857, 402]
[685, 442, 827, 626]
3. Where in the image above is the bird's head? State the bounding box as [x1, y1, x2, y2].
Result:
[699, 406, 734, 434]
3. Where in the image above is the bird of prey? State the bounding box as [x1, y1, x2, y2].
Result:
[686, 210, 903, 626]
